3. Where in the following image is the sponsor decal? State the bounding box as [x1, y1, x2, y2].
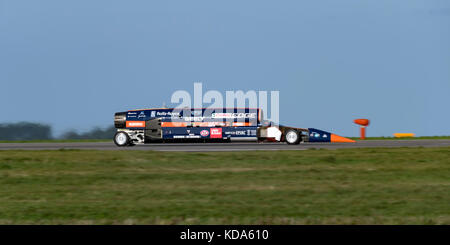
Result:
[138, 111, 146, 118]
[211, 113, 256, 119]
[126, 121, 146, 128]
[224, 131, 246, 135]
[232, 122, 250, 126]
[151, 111, 156, 117]
[155, 111, 180, 117]
[186, 135, 200, 138]
[200, 130, 209, 137]
[311, 132, 321, 138]
[310, 132, 328, 138]
[210, 128, 222, 138]
[193, 122, 227, 127]
[174, 135, 200, 139]
[161, 122, 188, 127]
[183, 116, 205, 122]
[128, 112, 137, 118]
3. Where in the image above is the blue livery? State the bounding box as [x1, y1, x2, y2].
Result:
[307, 128, 331, 142]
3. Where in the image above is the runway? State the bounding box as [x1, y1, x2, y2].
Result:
[1, 140, 449, 151]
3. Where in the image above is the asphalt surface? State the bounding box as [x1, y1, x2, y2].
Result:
[0, 140, 449, 151]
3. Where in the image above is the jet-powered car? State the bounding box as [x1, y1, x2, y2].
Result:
[113, 108, 355, 146]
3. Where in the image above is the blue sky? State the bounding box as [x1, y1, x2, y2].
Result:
[1, 0, 449, 137]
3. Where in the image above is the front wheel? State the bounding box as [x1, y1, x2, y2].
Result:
[285, 130, 301, 145]
[114, 131, 131, 147]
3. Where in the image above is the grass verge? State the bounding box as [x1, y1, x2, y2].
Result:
[0, 147, 449, 224]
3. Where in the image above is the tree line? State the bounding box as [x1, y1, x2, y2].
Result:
[0, 122, 116, 140]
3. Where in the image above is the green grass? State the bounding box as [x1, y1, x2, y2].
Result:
[0, 139, 110, 143]
[349, 136, 450, 140]
[0, 147, 449, 224]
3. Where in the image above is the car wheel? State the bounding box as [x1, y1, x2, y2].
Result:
[114, 131, 131, 147]
[285, 130, 301, 145]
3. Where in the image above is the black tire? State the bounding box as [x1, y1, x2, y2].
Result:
[114, 131, 131, 147]
[285, 129, 301, 145]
